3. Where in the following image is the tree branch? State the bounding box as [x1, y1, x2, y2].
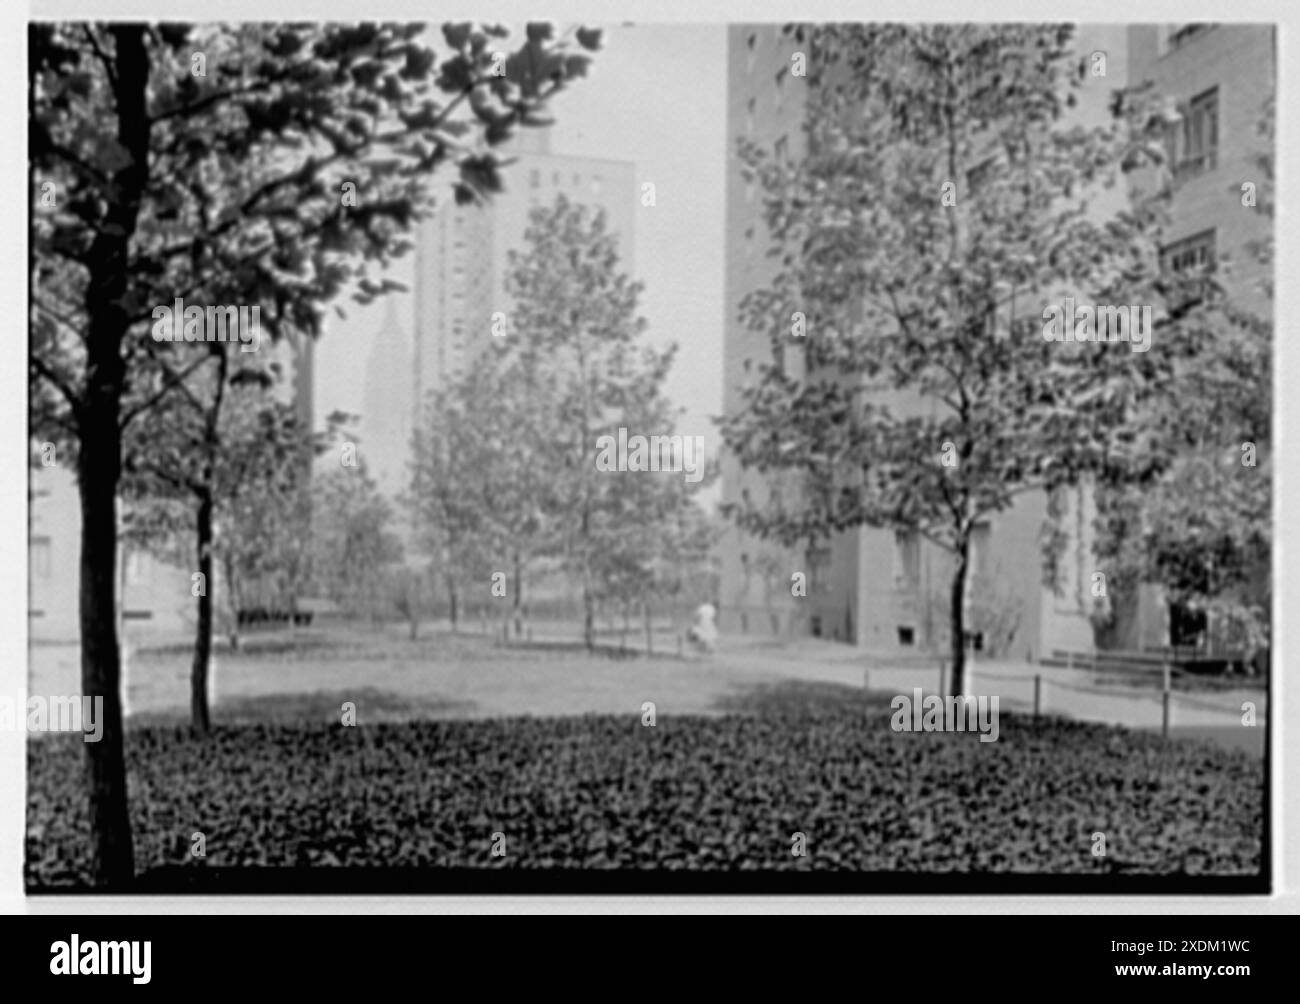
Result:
[120, 351, 215, 431]
[30, 355, 84, 420]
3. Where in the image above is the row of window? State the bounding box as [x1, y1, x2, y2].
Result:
[529, 168, 604, 196]
[30, 538, 153, 583]
[1166, 23, 1214, 54]
[737, 525, 992, 597]
[960, 89, 1219, 191]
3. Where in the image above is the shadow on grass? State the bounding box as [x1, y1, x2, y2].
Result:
[128, 686, 475, 727]
[710, 677, 896, 716]
[488, 637, 687, 663]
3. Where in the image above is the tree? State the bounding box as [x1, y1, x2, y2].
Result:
[588, 392, 720, 651]
[720, 24, 1198, 696]
[211, 389, 341, 652]
[407, 345, 559, 641]
[1091, 97, 1273, 661]
[311, 460, 404, 619]
[30, 20, 599, 888]
[121, 357, 316, 732]
[501, 195, 682, 650]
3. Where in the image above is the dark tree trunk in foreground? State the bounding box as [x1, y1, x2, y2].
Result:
[73, 24, 150, 889]
[78, 441, 135, 888]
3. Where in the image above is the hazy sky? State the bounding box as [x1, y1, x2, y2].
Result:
[314, 24, 728, 448]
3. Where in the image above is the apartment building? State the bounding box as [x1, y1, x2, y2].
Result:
[1129, 24, 1273, 313]
[30, 333, 314, 642]
[717, 25, 807, 641]
[1114, 23, 1276, 651]
[718, 24, 1242, 660]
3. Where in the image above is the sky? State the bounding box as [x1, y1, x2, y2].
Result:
[313, 24, 728, 455]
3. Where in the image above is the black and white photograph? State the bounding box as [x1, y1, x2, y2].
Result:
[15, 8, 1279, 913]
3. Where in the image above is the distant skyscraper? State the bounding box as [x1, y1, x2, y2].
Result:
[360, 297, 414, 500]
[409, 128, 637, 427]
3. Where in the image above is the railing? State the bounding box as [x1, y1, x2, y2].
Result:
[864, 651, 1264, 743]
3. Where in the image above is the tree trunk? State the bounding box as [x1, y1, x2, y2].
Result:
[948, 540, 970, 699]
[222, 552, 240, 651]
[190, 491, 214, 735]
[73, 24, 150, 889]
[78, 438, 135, 889]
[512, 551, 524, 639]
[583, 586, 596, 652]
[446, 575, 459, 632]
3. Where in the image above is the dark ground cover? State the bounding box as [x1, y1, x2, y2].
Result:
[26, 682, 1263, 891]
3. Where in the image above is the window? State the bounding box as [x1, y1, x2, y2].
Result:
[590, 175, 603, 196]
[126, 548, 147, 585]
[807, 545, 832, 595]
[1162, 229, 1216, 273]
[1168, 24, 1212, 52]
[1162, 229, 1217, 308]
[31, 536, 51, 579]
[1169, 88, 1218, 178]
[893, 530, 920, 590]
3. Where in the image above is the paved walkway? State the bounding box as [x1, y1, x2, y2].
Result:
[706, 637, 1266, 754]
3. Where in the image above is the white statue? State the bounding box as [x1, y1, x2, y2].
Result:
[686, 602, 718, 654]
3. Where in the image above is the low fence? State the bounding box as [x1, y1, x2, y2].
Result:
[862, 653, 1264, 742]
